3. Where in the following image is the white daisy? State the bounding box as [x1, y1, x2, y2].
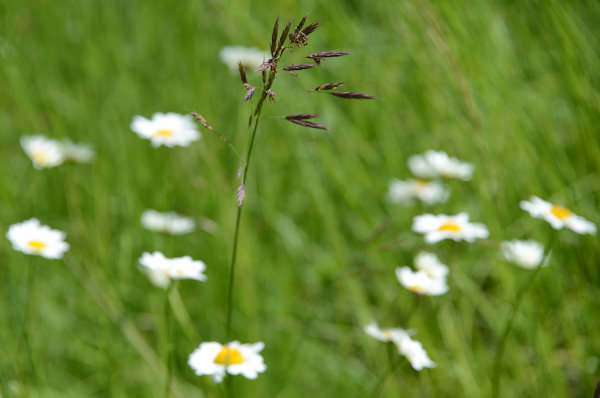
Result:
[60, 140, 95, 163]
[412, 213, 489, 243]
[387, 178, 449, 205]
[408, 150, 474, 181]
[501, 240, 545, 269]
[520, 196, 596, 235]
[396, 336, 436, 371]
[131, 112, 200, 147]
[141, 209, 195, 235]
[188, 341, 266, 383]
[20, 135, 65, 169]
[414, 252, 449, 279]
[138, 251, 206, 288]
[6, 218, 69, 259]
[395, 266, 448, 296]
[364, 322, 413, 344]
[219, 46, 270, 72]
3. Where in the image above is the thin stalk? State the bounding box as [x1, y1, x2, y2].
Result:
[22, 257, 38, 388]
[372, 355, 402, 398]
[163, 284, 174, 398]
[491, 246, 553, 398]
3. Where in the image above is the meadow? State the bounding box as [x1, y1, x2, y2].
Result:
[1, 0, 600, 397]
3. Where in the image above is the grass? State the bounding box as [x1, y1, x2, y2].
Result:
[1, 0, 599, 396]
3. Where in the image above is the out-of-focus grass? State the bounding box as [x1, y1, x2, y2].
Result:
[1, 0, 599, 396]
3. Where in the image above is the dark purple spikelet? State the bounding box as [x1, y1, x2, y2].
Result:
[306, 51, 352, 64]
[238, 62, 248, 84]
[276, 20, 293, 57]
[285, 114, 319, 120]
[257, 58, 275, 72]
[301, 20, 321, 37]
[266, 89, 276, 103]
[330, 91, 376, 99]
[243, 83, 255, 102]
[288, 119, 329, 130]
[315, 82, 345, 91]
[270, 17, 279, 57]
[283, 64, 319, 71]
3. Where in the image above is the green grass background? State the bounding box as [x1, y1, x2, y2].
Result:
[1, 0, 599, 396]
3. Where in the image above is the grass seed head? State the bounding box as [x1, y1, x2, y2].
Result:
[330, 91, 376, 99]
[315, 82, 345, 91]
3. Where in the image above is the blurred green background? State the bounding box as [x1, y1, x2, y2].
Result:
[1, 0, 599, 396]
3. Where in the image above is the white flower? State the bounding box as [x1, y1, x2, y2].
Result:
[413, 213, 489, 243]
[138, 251, 206, 288]
[188, 341, 266, 383]
[520, 196, 596, 235]
[20, 135, 65, 169]
[364, 323, 435, 371]
[501, 240, 545, 269]
[414, 252, 449, 279]
[141, 210, 195, 235]
[395, 266, 448, 296]
[6, 218, 69, 259]
[219, 46, 270, 72]
[60, 140, 95, 163]
[396, 336, 436, 371]
[364, 322, 413, 344]
[408, 150, 474, 181]
[387, 178, 449, 205]
[131, 112, 200, 147]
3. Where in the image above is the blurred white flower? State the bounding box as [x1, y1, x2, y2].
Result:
[408, 150, 474, 181]
[413, 213, 489, 243]
[131, 112, 200, 147]
[138, 251, 206, 288]
[141, 209, 195, 235]
[387, 178, 449, 205]
[395, 266, 448, 296]
[364, 322, 413, 344]
[414, 252, 449, 279]
[396, 335, 436, 371]
[364, 322, 435, 371]
[219, 46, 270, 72]
[501, 240, 545, 269]
[60, 140, 95, 163]
[520, 196, 596, 235]
[6, 218, 69, 259]
[20, 135, 65, 169]
[188, 341, 266, 383]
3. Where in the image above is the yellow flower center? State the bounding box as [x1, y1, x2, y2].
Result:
[27, 240, 46, 252]
[155, 129, 173, 137]
[438, 222, 461, 232]
[382, 330, 391, 339]
[414, 179, 428, 192]
[32, 151, 49, 165]
[550, 205, 572, 220]
[408, 285, 424, 292]
[214, 346, 244, 366]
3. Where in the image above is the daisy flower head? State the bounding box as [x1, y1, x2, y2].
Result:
[364, 322, 413, 344]
[188, 341, 266, 383]
[387, 178, 449, 205]
[20, 135, 65, 169]
[408, 150, 474, 181]
[396, 335, 436, 371]
[141, 209, 195, 235]
[219, 46, 270, 72]
[414, 252, 449, 279]
[395, 266, 448, 296]
[520, 196, 596, 235]
[138, 251, 206, 288]
[413, 213, 489, 244]
[131, 112, 200, 148]
[501, 240, 545, 269]
[6, 218, 69, 259]
[60, 139, 95, 163]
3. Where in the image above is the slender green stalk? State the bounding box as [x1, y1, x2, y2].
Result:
[491, 247, 553, 398]
[163, 283, 174, 398]
[372, 355, 402, 398]
[22, 257, 38, 388]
